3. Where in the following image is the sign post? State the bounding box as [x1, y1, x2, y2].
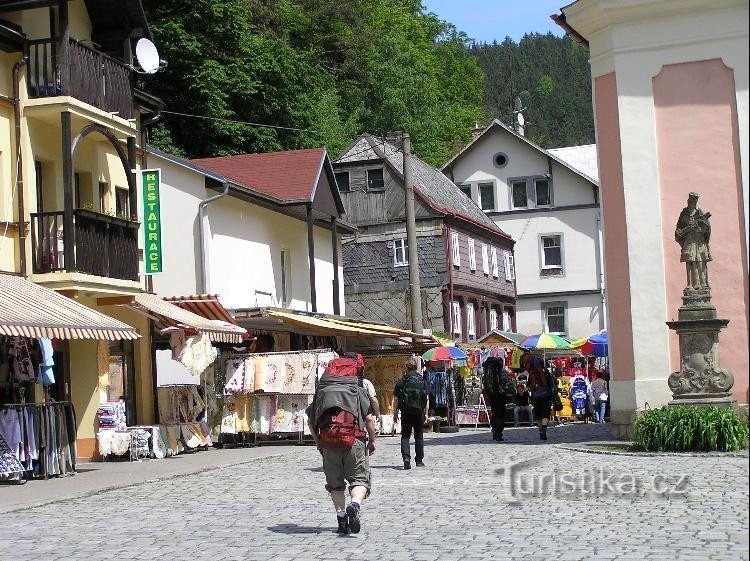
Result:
[141, 169, 163, 274]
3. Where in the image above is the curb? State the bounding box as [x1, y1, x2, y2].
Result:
[1, 450, 293, 515]
[555, 442, 749, 458]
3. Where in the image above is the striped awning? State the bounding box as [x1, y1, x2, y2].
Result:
[163, 294, 236, 324]
[0, 274, 140, 340]
[131, 293, 247, 343]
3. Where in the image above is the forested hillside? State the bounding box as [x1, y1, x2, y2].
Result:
[470, 34, 595, 148]
[142, 1, 594, 167]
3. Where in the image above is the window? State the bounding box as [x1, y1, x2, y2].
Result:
[489, 309, 498, 331]
[503, 251, 515, 281]
[115, 187, 129, 219]
[335, 171, 350, 193]
[481, 243, 489, 275]
[280, 248, 291, 305]
[502, 309, 512, 331]
[545, 304, 566, 335]
[468, 238, 476, 271]
[479, 182, 495, 211]
[393, 238, 408, 267]
[466, 303, 476, 338]
[541, 234, 563, 269]
[511, 179, 528, 208]
[451, 232, 461, 267]
[535, 178, 552, 207]
[366, 168, 385, 191]
[451, 301, 461, 335]
[493, 152, 509, 168]
[458, 184, 472, 199]
[490, 247, 499, 278]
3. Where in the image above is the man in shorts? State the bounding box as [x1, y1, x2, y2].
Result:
[307, 360, 377, 534]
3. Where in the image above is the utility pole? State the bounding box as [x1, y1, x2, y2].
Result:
[403, 132, 423, 333]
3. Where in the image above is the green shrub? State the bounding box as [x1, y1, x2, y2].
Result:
[632, 406, 749, 452]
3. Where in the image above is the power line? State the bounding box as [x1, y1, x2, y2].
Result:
[160, 110, 324, 134]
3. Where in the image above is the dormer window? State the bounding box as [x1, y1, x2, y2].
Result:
[367, 168, 385, 191]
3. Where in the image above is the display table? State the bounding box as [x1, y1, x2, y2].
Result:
[454, 406, 491, 425]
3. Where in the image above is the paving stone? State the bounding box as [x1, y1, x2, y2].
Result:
[0, 423, 746, 560]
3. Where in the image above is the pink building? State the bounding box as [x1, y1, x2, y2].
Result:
[556, 0, 749, 437]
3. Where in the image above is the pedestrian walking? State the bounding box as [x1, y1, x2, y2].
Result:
[361, 375, 381, 422]
[528, 357, 554, 441]
[306, 354, 377, 535]
[590, 372, 609, 423]
[482, 357, 515, 441]
[513, 383, 533, 427]
[393, 355, 428, 470]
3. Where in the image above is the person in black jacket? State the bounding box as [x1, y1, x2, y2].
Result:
[482, 357, 514, 441]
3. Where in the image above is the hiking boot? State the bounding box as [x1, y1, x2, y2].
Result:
[403, 460, 411, 470]
[346, 504, 361, 534]
[415, 460, 425, 467]
[336, 516, 349, 535]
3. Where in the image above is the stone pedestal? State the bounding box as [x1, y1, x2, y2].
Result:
[666, 289, 736, 408]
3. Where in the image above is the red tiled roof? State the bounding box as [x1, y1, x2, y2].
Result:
[191, 148, 326, 202]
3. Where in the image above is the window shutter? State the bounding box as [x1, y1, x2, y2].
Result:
[468, 238, 476, 271]
[503, 251, 515, 281]
[452, 301, 462, 334]
[451, 232, 461, 267]
[481, 243, 489, 274]
[491, 247, 499, 278]
[467, 304, 475, 337]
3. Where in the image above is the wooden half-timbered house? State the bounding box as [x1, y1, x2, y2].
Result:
[333, 134, 518, 343]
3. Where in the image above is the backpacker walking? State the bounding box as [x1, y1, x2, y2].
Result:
[306, 354, 377, 535]
[482, 357, 516, 441]
[393, 355, 428, 470]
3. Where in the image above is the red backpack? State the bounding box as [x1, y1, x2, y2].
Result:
[315, 354, 366, 450]
[318, 407, 361, 450]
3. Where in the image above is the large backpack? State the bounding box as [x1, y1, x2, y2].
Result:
[315, 354, 365, 450]
[397, 374, 426, 413]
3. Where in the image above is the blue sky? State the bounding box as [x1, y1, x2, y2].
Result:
[423, 0, 565, 43]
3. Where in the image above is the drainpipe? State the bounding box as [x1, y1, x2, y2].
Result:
[13, 55, 28, 276]
[595, 210, 607, 331]
[444, 225, 454, 336]
[198, 182, 229, 293]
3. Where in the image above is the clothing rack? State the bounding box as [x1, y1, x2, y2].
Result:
[1, 401, 76, 480]
[224, 348, 332, 359]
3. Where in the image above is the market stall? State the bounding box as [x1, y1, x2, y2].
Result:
[0, 274, 140, 482]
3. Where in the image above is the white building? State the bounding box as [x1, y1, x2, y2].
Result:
[147, 147, 350, 315]
[442, 120, 603, 339]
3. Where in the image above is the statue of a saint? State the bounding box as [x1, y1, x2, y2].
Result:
[674, 192, 712, 290]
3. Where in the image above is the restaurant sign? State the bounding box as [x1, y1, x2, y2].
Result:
[141, 169, 163, 274]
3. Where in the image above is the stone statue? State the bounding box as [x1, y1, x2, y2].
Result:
[674, 192, 712, 291]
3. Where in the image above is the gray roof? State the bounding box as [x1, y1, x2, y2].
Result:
[336, 134, 511, 239]
[548, 144, 599, 183]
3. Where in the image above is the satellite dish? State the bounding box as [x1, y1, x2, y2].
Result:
[135, 38, 161, 74]
[517, 112, 525, 127]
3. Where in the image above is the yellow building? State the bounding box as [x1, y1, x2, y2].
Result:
[0, 0, 162, 459]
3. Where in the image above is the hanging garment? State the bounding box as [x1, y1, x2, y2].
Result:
[221, 400, 238, 434]
[224, 358, 247, 395]
[299, 353, 317, 394]
[316, 352, 337, 380]
[0, 409, 22, 460]
[97, 340, 110, 389]
[479, 348, 491, 366]
[432, 371, 452, 408]
[38, 338, 55, 386]
[233, 395, 253, 433]
[169, 330, 187, 361]
[264, 355, 285, 393]
[23, 407, 38, 461]
[151, 426, 167, 459]
[252, 356, 269, 392]
[271, 396, 310, 433]
[251, 395, 274, 434]
[165, 426, 182, 455]
[181, 424, 203, 448]
[282, 354, 304, 394]
[180, 334, 215, 376]
[10, 338, 35, 382]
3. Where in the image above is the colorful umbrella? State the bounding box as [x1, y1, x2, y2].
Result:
[519, 332, 571, 350]
[571, 331, 608, 357]
[422, 346, 467, 361]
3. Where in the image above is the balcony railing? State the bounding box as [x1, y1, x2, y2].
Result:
[27, 37, 134, 119]
[31, 209, 140, 281]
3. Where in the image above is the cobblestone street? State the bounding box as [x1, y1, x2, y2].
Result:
[1, 424, 748, 561]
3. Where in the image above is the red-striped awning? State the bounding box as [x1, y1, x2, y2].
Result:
[131, 293, 246, 343]
[163, 294, 236, 324]
[0, 274, 139, 340]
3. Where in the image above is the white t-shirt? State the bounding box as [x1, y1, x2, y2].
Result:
[362, 378, 377, 399]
